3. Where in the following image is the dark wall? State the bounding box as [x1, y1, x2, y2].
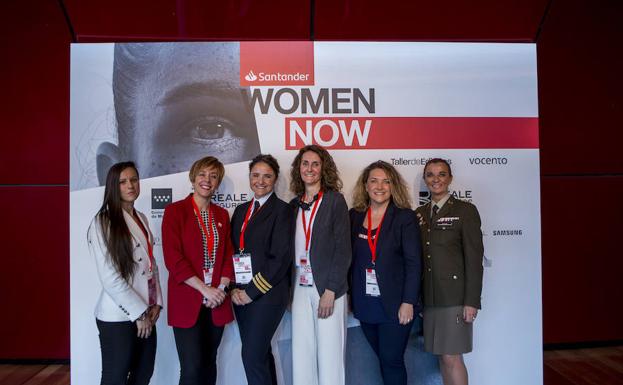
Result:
[537, 0, 623, 344]
[0, 0, 620, 359]
[0, 0, 71, 359]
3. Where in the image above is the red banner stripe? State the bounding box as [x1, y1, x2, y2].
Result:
[285, 117, 539, 149]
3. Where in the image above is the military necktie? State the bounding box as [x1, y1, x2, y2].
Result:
[432, 204, 439, 218]
[251, 200, 260, 218]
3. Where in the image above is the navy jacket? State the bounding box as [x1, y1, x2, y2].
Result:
[231, 193, 294, 305]
[349, 202, 422, 319]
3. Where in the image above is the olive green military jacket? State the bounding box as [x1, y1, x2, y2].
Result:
[415, 196, 484, 309]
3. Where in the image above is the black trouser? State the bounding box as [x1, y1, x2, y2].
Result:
[234, 302, 286, 385]
[360, 321, 412, 385]
[96, 319, 157, 385]
[173, 307, 224, 385]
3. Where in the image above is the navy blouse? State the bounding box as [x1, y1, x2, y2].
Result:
[351, 226, 395, 324]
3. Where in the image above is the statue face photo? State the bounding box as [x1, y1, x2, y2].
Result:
[96, 42, 261, 185]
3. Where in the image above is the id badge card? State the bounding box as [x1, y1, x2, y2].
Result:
[148, 277, 157, 306]
[365, 268, 381, 297]
[298, 258, 314, 287]
[203, 267, 214, 286]
[233, 253, 253, 284]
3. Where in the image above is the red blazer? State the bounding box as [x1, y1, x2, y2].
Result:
[162, 194, 234, 327]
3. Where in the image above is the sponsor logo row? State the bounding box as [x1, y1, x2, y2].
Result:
[152, 188, 476, 212]
[151, 188, 249, 214]
[151, 188, 522, 235]
[392, 156, 509, 167]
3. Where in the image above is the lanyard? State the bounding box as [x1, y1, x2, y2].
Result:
[301, 190, 323, 255]
[239, 199, 257, 252]
[132, 211, 154, 273]
[367, 207, 386, 265]
[191, 198, 215, 267]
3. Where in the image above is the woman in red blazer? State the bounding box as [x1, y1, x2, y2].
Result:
[162, 156, 234, 385]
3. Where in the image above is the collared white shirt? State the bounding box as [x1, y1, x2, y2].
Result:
[294, 195, 323, 266]
[251, 191, 273, 216]
[431, 193, 451, 217]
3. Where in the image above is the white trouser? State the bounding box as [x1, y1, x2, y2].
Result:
[291, 269, 347, 385]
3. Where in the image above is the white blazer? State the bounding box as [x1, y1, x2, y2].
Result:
[88, 209, 163, 322]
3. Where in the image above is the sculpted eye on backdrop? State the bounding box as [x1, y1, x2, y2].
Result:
[71, 42, 261, 190]
[70, 41, 542, 385]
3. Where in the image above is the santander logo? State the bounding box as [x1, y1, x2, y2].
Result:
[244, 70, 258, 82]
[240, 42, 314, 86]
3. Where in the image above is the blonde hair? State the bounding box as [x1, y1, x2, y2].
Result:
[189, 156, 225, 184]
[352, 160, 412, 212]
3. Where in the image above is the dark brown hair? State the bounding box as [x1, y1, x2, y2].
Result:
[249, 154, 280, 178]
[289, 145, 343, 196]
[96, 161, 138, 282]
[423, 158, 453, 177]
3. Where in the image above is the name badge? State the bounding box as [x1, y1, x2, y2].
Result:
[298, 258, 314, 287]
[203, 267, 214, 286]
[233, 253, 253, 284]
[148, 277, 157, 306]
[365, 268, 381, 297]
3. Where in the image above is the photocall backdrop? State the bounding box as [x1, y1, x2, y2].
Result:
[70, 42, 542, 385]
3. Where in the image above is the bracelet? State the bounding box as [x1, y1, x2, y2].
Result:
[217, 283, 226, 291]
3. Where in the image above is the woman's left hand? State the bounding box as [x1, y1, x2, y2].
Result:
[463, 305, 478, 323]
[318, 289, 335, 319]
[148, 305, 161, 323]
[136, 317, 153, 339]
[398, 303, 414, 325]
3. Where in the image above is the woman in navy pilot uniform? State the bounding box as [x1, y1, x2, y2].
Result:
[349, 160, 422, 385]
[415, 158, 484, 385]
[229, 154, 294, 385]
[88, 161, 163, 385]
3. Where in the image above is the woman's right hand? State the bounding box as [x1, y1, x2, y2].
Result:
[201, 285, 226, 308]
[184, 276, 226, 308]
[136, 316, 153, 338]
[230, 288, 242, 305]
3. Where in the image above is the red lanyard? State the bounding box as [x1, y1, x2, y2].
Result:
[367, 207, 386, 265]
[191, 198, 215, 266]
[239, 199, 257, 252]
[133, 211, 154, 273]
[301, 191, 323, 254]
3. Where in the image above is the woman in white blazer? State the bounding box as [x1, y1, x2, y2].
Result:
[88, 161, 163, 385]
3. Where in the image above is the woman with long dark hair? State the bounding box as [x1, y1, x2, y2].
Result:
[289, 145, 351, 385]
[88, 161, 163, 385]
[162, 156, 234, 385]
[349, 160, 421, 385]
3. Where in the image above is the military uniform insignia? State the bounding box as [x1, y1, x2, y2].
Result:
[416, 211, 425, 226]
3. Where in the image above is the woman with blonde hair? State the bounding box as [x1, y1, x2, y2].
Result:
[162, 156, 235, 385]
[349, 160, 422, 385]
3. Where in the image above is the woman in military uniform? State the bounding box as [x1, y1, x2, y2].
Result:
[415, 158, 484, 385]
